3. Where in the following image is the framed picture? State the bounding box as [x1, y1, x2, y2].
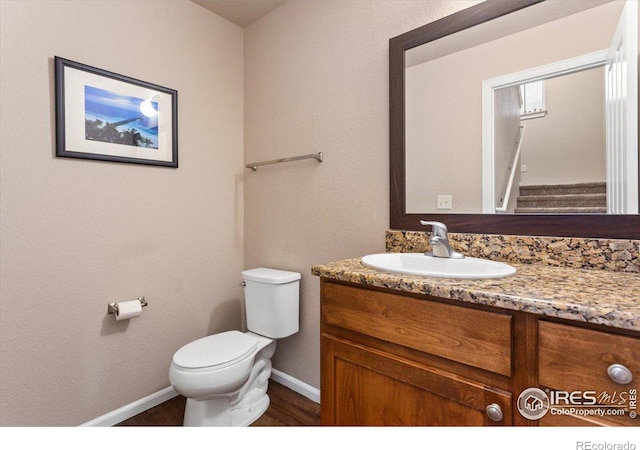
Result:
[55, 57, 178, 168]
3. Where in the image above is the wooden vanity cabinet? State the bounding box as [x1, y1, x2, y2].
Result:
[320, 279, 640, 427]
[320, 279, 522, 426]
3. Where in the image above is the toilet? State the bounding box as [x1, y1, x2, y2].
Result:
[169, 268, 301, 426]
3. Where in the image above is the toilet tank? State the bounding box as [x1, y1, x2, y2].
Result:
[242, 268, 301, 339]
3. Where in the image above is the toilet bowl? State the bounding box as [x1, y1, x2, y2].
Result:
[169, 331, 276, 426]
[169, 268, 300, 427]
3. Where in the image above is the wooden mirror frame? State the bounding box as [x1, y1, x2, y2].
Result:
[389, 0, 640, 239]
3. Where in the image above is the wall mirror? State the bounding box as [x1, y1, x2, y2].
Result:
[390, 0, 639, 238]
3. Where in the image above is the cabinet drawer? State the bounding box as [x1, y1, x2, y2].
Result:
[321, 281, 512, 376]
[539, 321, 640, 395]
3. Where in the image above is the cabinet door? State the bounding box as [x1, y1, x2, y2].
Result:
[321, 335, 512, 426]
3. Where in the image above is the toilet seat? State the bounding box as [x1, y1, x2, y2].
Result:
[172, 331, 258, 370]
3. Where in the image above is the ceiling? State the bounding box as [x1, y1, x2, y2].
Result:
[190, 0, 288, 27]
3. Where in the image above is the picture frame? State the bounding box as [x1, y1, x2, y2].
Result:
[55, 56, 178, 168]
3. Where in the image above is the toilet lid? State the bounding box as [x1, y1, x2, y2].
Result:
[172, 331, 258, 369]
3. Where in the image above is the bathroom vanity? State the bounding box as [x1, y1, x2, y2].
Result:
[313, 249, 640, 427]
[321, 0, 640, 427]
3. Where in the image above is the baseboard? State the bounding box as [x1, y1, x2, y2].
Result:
[270, 368, 320, 404]
[80, 369, 319, 426]
[79, 386, 179, 427]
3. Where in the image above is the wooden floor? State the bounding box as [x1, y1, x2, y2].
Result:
[117, 381, 320, 426]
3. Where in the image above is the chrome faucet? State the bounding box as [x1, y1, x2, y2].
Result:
[420, 221, 464, 259]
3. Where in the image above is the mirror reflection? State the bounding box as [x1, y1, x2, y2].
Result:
[405, 0, 638, 215]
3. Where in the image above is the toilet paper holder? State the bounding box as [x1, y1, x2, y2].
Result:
[107, 297, 148, 315]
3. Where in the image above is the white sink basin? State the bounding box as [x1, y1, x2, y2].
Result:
[361, 253, 516, 279]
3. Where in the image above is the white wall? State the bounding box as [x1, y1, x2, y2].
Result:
[520, 67, 606, 186]
[0, 0, 244, 425]
[243, 0, 477, 390]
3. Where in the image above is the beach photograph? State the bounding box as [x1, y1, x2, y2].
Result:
[84, 85, 159, 149]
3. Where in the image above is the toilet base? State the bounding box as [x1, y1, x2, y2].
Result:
[184, 397, 232, 426]
[183, 390, 270, 427]
[232, 393, 270, 427]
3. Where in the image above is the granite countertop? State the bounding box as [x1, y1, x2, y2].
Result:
[312, 257, 640, 332]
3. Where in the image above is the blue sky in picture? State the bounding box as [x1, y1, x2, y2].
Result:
[84, 85, 159, 148]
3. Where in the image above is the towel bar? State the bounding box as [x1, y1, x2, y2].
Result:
[245, 152, 323, 171]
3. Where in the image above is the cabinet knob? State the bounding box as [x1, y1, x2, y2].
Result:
[607, 363, 633, 385]
[485, 403, 504, 422]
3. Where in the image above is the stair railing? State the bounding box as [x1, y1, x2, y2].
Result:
[496, 125, 526, 213]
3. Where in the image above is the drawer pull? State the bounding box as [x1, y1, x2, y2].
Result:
[485, 403, 504, 422]
[607, 364, 633, 385]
